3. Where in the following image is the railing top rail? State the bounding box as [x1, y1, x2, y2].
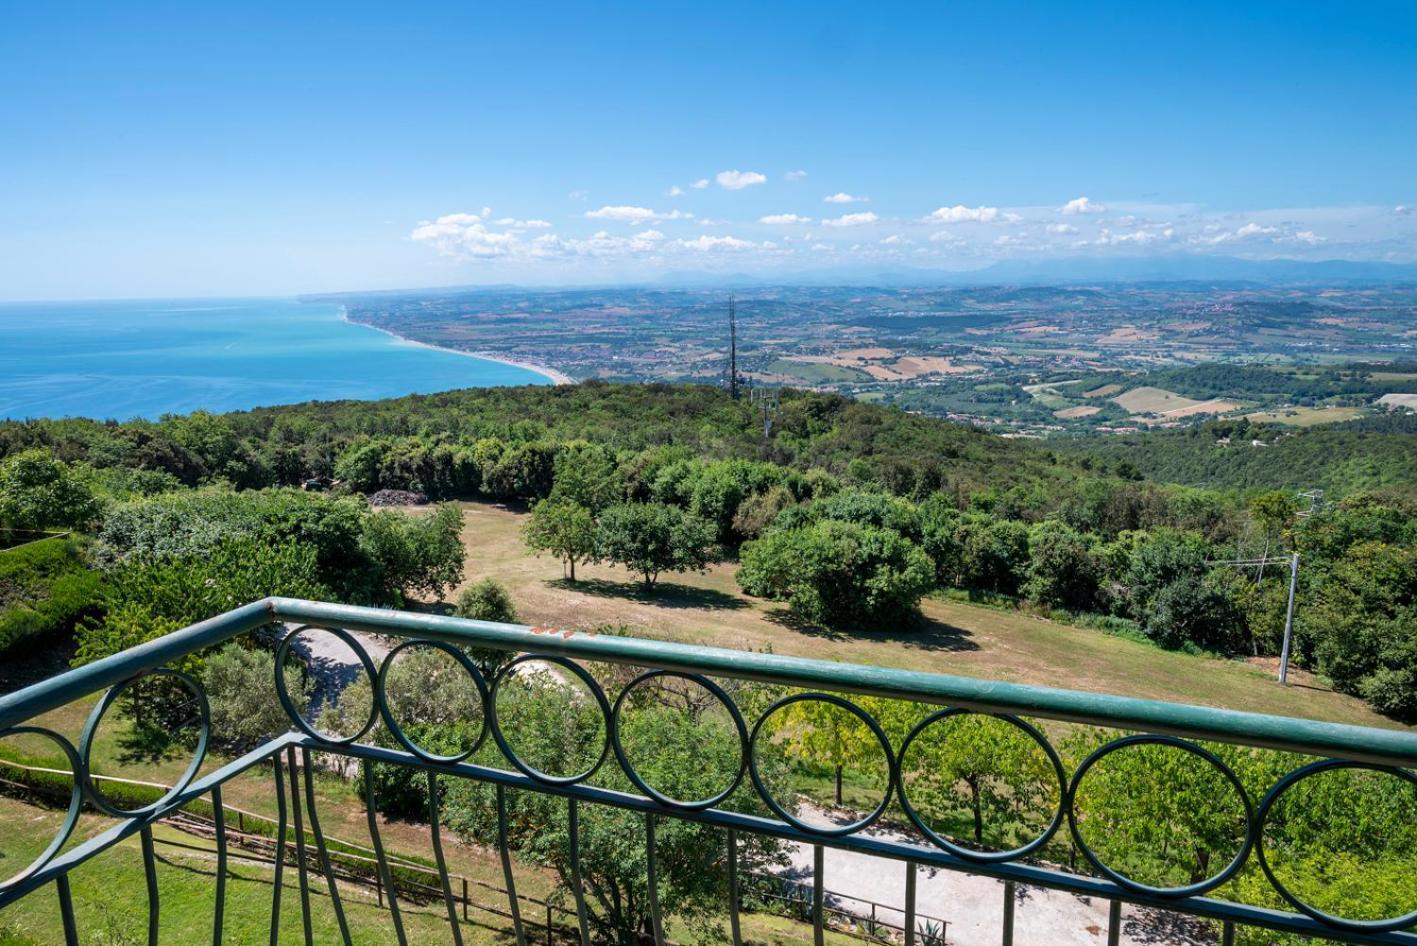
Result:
[2, 597, 1414, 768]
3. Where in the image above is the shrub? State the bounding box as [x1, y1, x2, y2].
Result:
[455, 578, 518, 624]
[738, 519, 934, 627]
[0, 448, 101, 530]
[205, 643, 305, 751]
[0, 536, 105, 653]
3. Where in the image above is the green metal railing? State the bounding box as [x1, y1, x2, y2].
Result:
[1, 597, 1414, 945]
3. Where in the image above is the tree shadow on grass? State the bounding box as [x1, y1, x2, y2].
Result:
[763, 608, 979, 653]
[547, 577, 748, 611]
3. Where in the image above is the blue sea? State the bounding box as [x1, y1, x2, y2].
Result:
[0, 298, 549, 421]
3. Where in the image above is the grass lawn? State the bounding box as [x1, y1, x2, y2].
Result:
[445, 501, 1409, 731]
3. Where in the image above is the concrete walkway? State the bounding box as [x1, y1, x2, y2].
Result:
[782, 805, 1212, 946]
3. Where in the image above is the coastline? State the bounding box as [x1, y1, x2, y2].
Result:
[340, 307, 574, 386]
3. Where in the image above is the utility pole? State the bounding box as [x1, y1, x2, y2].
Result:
[1278, 551, 1300, 685]
[728, 294, 739, 400]
[1207, 552, 1302, 683]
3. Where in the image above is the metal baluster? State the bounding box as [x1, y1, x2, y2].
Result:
[726, 830, 743, 946]
[271, 753, 288, 946]
[497, 785, 528, 946]
[1221, 921, 1236, 946]
[363, 760, 408, 946]
[1001, 881, 1015, 946]
[285, 747, 313, 946]
[646, 815, 665, 946]
[140, 825, 160, 946]
[427, 771, 466, 946]
[568, 799, 591, 946]
[812, 844, 825, 946]
[56, 875, 79, 946]
[1107, 900, 1121, 946]
[299, 747, 352, 946]
[904, 862, 917, 946]
[212, 785, 227, 946]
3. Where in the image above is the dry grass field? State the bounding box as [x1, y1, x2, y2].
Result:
[1109, 386, 1201, 414]
[444, 502, 1408, 730]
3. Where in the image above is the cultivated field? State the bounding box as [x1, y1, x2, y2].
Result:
[1109, 386, 1200, 414]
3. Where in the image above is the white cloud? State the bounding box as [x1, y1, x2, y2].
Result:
[584, 205, 693, 223]
[667, 185, 685, 197]
[760, 213, 812, 225]
[568, 190, 588, 201]
[677, 234, 759, 251]
[1291, 230, 1324, 245]
[1047, 223, 1079, 234]
[493, 217, 552, 229]
[811, 243, 832, 251]
[824, 192, 868, 204]
[410, 213, 520, 258]
[822, 211, 879, 227]
[928, 230, 964, 244]
[697, 217, 730, 226]
[879, 234, 912, 245]
[716, 169, 768, 190]
[1093, 226, 1176, 246]
[784, 169, 808, 181]
[1060, 196, 1105, 215]
[927, 205, 1000, 224]
[1190, 221, 1278, 245]
[690, 178, 710, 190]
[1396, 205, 1412, 215]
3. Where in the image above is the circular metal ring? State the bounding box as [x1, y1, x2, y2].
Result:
[376, 638, 490, 765]
[489, 654, 612, 786]
[897, 708, 1067, 863]
[748, 692, 897, 838]
[609, 670, 749, 810]
[1066, 734, 1255, 899]
[0, 726, 85, 890]
[79, 668, 211, 819]
[1254, 759, 1417, 933]
[274, 624, 379, 746]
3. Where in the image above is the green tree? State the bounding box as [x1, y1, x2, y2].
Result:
[549, 443, 623, 513]
[1250, 490, 1300, 550]
[359, 503, 466, 601]
[1143, 572, 1246, 652]
[956, 515, 1030, 595]
[596, 502, 716, 591]
[440, 672, 787, 946]
[904, 713, 1058, 850]
[523, 499, 598, 580]
[1023, 520, 1102, 611]
[0, 449, 101, 531]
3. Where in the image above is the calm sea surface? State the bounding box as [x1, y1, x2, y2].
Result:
[0, 298, 547, 420]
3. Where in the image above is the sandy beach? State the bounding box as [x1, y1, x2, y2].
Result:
[341, 308, 574, 386]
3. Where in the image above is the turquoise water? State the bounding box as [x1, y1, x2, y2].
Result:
[0, 298, 548, 420]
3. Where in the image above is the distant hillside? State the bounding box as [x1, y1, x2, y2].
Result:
[1054, 414, 1417, 495]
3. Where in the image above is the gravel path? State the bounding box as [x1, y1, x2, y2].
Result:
[782, 804, 1212, 946]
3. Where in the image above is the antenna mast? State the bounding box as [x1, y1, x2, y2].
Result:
[728, 294, 739, 400]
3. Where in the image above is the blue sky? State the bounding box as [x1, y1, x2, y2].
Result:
[2, 1, 1415, 299]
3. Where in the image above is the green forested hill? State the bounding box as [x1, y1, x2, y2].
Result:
[1056, 415, 1417, 495]
[0, 382, 1073, 499]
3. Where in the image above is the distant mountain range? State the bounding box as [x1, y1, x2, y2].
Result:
[649, 256, 1417, 289]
